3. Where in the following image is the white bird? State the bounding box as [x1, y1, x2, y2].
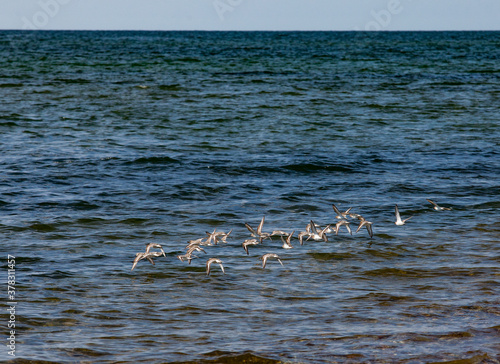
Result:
[395, 204, 413, 226]
[145, 243, 166, 257]
[204, 229, 218, 245]
[332, 203, 352, 219]
[355, 216, 373, 238]
[206, 258, 225, 276]
[206, 229, 233, 244]
[298, 231, 309, 245]
[335, 219, 352, 235]
[185, 237, 210, 249]
[216, 229, 232, 243]
[270, 230, 289, 237]
[177, 252, 197, 264]
[242, 239, 259, 255]
[349, 212, 363, 220]
[280, 231, 294, 249]
[131, 251, 164, 271]
[427, 199, 452, 211]
[261, 253, 283, 269]
[307, 220, 329, 242]
[178, 245, 206, 264]
[187, 245, 206, 255]
[245, 216, 271, 242]
[306, 222, 333, 234]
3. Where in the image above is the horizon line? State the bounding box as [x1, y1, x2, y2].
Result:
[1, 28, 499, 32]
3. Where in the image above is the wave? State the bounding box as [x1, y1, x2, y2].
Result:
[0, 82, 23, 88]
[52, 77, 92, 84]
[174, 351, 282, 364]
[283, 163, 355, 173]
[126, 156, 180, 165]
[158, 83, 184, 91]
[363, 267, 497, 278]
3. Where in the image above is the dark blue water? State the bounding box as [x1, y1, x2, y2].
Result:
[1, 31, 499, 363]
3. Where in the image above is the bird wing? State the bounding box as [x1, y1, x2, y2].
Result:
[395, 204, 402, 223]
[426, 199, 438, 207]
[245, 223, 257, 236]
[310, 220, 319, 235]
[262, 255, 268, 268]
[366, 223, 373, 238]
[403, 215, 413, 223]
[344, 222, 352, 235]
[355, 220, 365, 234]
[257, 216, 265, 234]
[332, 203, 341, 215]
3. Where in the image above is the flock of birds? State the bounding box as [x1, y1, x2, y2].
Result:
[131, 199, 452, 275]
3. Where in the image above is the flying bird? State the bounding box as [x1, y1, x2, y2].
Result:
[261, 253, 284, 269]
[355, 216, 373, 238]
[242, 239, 260, 255]
[332, 203, 352, 219]
[395, 204, 413, 226]
[145, 243, 166, 257]
[131, 251, 164, 271]
[245, 216, 271, 242]
[206, 258, 225, 276]
[280, 231, 294, 249]
[307, 220, 329, 242]
[427, 199, 452, 211]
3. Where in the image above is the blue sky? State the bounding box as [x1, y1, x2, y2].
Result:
[2, 0, 499, 31]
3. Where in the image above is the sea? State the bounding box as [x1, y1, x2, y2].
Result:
[0, 31, 499, 363]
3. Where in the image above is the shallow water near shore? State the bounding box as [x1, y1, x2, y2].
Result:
[0, 30, 499, 363]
